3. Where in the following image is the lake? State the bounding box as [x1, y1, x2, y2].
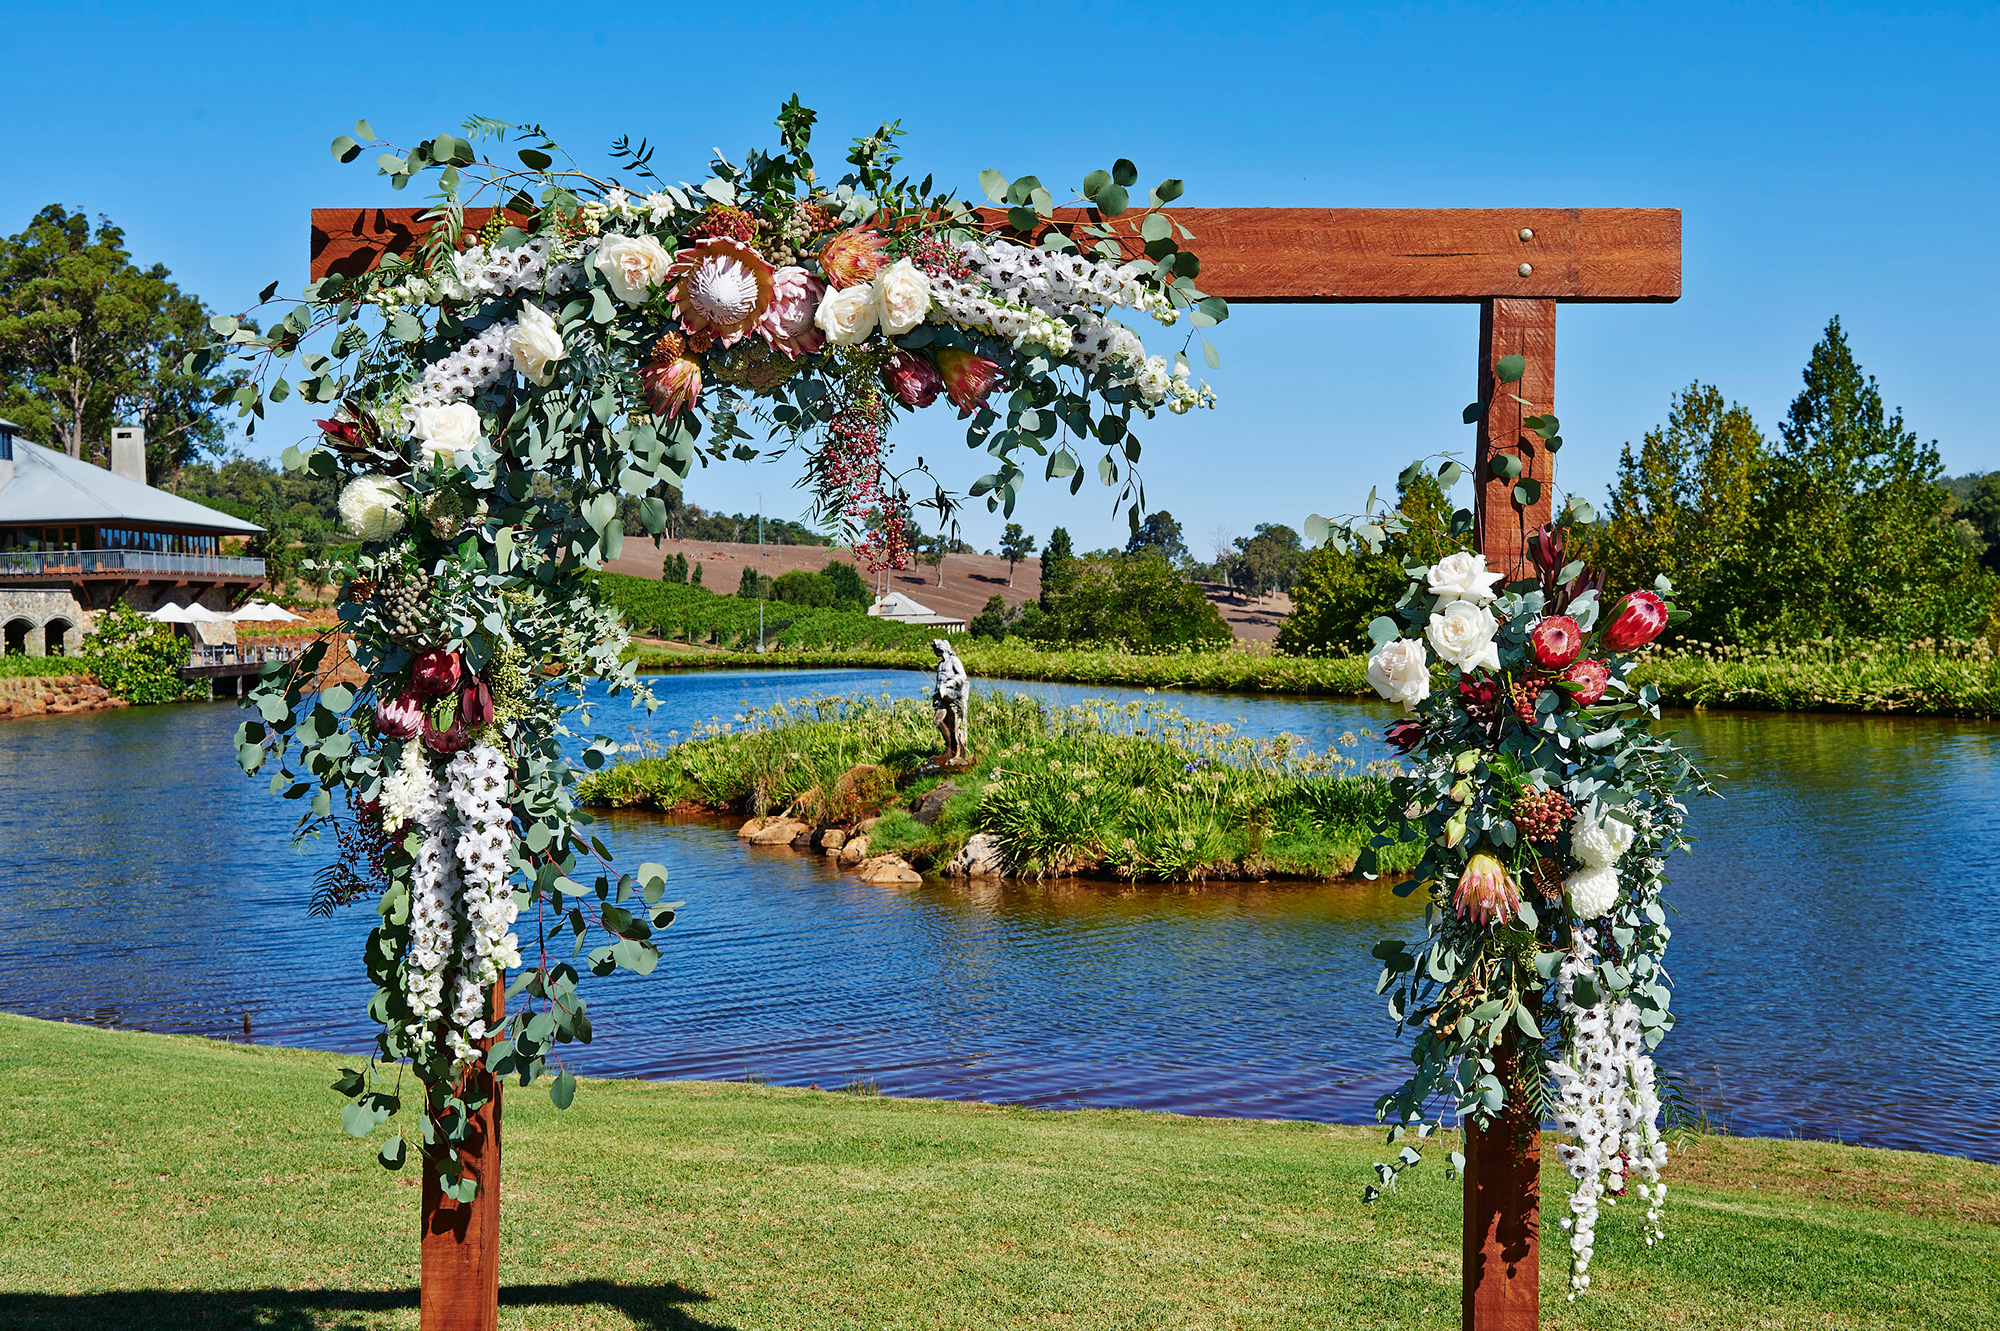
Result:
[1, 666, 1993, 1160]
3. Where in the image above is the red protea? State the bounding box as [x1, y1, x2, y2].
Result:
[818, 226, 888, 288]
[686, 204, 756, 245]
[1458, 677, 1499, 722]
[1604, 590, 1669, 651]
[1564, 658, 1611, 707]
[411, 649, 461, 699]
[932, 346, 1000, 418]
[375, 688, 424, 739]
[1529, 614, 1584, 670]
[883, 350, 944, 408]
[1385, 718, 1426, 753]
[460, 677, 494, 731]
[641, 352, 703, 420]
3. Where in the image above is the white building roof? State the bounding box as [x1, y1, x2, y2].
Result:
[0, 438, 261, 534]
[867, 591, 966, 629]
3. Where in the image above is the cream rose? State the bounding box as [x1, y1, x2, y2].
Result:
[814, 282, 880, 347]
[1425, 598, 1501, 672]
[409, 402, 484, 466]
[506, 303, 567, 386]
[872, 258, 932, 336]
[1427, 551, 1504, 606]
[338, 474, 409, 541]
[1367, 637, 1431, 710]
[592, 233, 674, 305]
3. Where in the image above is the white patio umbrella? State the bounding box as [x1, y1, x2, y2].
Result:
[231, 600, 302, 622]
[183, 604, 231, 623]
[147, 603, 195, 623]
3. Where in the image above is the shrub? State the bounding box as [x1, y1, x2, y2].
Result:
[1027, 552, 1231, 652]
[82, 602, 202, 704]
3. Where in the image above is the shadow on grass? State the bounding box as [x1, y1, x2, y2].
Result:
[0, 1279, 728, 1330]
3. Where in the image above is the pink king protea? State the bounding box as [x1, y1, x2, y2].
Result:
[817, 226, 887, 288]
[641, 353, 703, 421]
[883, 351, 944, 408]
[666, 238, 773, 348]
[1530, 615, 1583, 669]
[1604, 590, 1669, 651]
[932, 347, 1000, 418]
[411, 649, 461, 699]
[1454, 852, 1521, 926]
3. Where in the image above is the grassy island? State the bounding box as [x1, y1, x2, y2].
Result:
[2, 1013, 1995, 1330]
[579, 691, 1415, 882]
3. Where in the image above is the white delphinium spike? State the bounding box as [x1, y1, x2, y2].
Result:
[443, 742, 520, 1071]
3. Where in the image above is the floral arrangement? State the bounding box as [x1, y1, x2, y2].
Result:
[200, 103, 1224, 1201]
[1355, 514, 1709, 1298]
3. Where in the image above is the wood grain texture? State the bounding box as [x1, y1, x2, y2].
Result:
[310, 207, 1680, 303]
[1474, 299, 1558, 581]
[420, 983, 503, 1331]
[1463, 1041, 1542, 1331]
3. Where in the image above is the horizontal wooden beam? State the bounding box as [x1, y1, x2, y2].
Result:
[310, 205, 1679, 304]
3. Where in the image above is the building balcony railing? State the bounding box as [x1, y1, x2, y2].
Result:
[0, 548, 266, 579]
[186, 642, 309, 669]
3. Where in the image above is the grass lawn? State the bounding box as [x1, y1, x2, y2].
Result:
[2, 1012, 1994, 1330]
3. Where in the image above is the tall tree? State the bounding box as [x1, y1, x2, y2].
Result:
[0, 204, 241, 480]
[997, 522, 1037, 587]
[1278, 474, 1462, 656]
[1040, 526, 1076, 610]
[1232, 523, 1304, 598]
[1124, 509, 1189, 565]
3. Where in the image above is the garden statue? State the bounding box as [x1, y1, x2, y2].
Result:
[931, 638, 970, 765]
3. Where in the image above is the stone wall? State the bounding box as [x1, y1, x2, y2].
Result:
[0, 588, 90, 656]
[0, 674, 124, 720]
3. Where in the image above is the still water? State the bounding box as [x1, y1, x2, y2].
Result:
[0, 668, 1993, 1160]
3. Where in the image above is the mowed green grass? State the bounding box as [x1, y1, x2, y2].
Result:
[1, 1013, 1994, 1330]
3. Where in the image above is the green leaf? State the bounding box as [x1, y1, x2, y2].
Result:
[1494, 354, 1526, 385]
[550, 1069, 576, 1109]
[379, 1134, 407, 1169]
[1303, 513, 1331, 548]
[1151, 178, 1185, 205]
[330, 135, 362, 164]
[1082, 169, 1111, 199]
[321, 684, 354, 713]
[331, 1067, 366, 1098]
[341, 1101, 376, 1138]
[1462, 401, 1482, 425]
[1513, 478, 1543, 506]
[1489, 453, 1523, 481]
[518, 148, 553, 170]
[1095, 184, 1129, 217]
[1140, 213, 1171, 243]
[386, 312, 422, 342]
[1367, 616, 1399, 646]
[1097, 454, 1118, 486]
[978, 168, 1008, 203]
[1111, 158, 1138, 187]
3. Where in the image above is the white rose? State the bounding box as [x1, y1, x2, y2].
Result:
[338, 474, 408, 541]
[409, 402, 484, 466]
[873, 258, 932, 336]
[1367, 637, 1430, 710]
[505, 303, 567, 386]
[592, 232, 674, 305]
[814, 282, 880, 346]
[1426, 598, 1501, 673]
[1427, 551, 1504, 606]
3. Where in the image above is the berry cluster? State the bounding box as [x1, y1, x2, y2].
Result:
[1513, 786, 1576, 843]
[905, 232, 974, 281]
[686, 203, 756, 245]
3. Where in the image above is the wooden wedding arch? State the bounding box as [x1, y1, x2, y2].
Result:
[309, 202, 1682, 1331]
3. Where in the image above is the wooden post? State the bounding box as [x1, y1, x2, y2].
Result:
[1475, 298, 1557, 582]
[1462, 1037, 1541, 1330]
[420, 984, 503, 1331]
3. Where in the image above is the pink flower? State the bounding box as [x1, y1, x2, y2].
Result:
[411, 650, 461, 699]
[666, 238, 774, 348]
[1603, 591, 1669, 651]
[640, 353, 703, 421]
[883, 351, 944, 408]
[1385, 718, 1426, 754]
[817, 227, 887, 289]
[375, 689, 424, 739]
[1530, 615, 1583, 670]
[932, 347, 1000, 418]
[1563, 659, 1610, 707]
[1453, 852, 1520, 927]
[422, 710, 470, 755]
[757, 266, 826, 358]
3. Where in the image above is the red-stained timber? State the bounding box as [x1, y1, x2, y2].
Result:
[1475, 298, 1558, 583]
[1463, 1038, 1543, 1330]
[420, 984, 502, 1331]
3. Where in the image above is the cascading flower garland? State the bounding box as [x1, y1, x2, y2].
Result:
[1350, 504, 1709, 1298]
[206, 102, 1224, 1200]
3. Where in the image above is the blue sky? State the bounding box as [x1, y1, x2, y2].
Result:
[3, 1, 1994, 555]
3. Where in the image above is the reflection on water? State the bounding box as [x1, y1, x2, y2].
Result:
[0, 668, 1993, 1159]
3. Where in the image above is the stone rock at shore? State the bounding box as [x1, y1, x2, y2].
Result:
[854, 817, 878, 834]
[750, 817, 810, 846]
[945, 831, 1007, 880]
[838, 834, 871, 866]
[0, 675, 125, 721]
[855, 854, 922, 885]
[736, 817, 767, 840]
[910, 782, 960, 827]
[820, 828, 846, 854]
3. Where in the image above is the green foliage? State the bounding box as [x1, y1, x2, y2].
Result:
[1230, 523, 1306, 597]
[769, 568, 838, 608]
[1279, 475, 1461, 657]
[0, 654, 86, 678]
[822, 559, 869, 610]
[969, 594, 1008, 640]
[593, 571, 936, 651]
[0, 204, 244, 481]
[1124, 509, 1189, 564]
[997, 522, 1037, 586]
[80, 602, 200, 704]
[1026, 551, 1230, 652]
[1039, 526, 1075, 610]
[1584, 324, 1997, 644]
[738, 565, 766, 599]
[173, 449, 341, 525]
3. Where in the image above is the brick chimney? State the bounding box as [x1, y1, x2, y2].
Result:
[111, 425, 146, 485]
